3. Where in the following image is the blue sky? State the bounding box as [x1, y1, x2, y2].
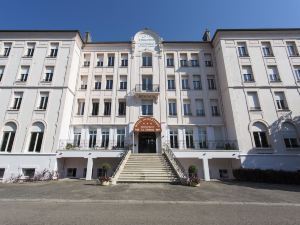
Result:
[1, 0, 300, 41]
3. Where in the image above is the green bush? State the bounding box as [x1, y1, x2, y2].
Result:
[233, 168, 300, 185]
[188, 165, 198, 178]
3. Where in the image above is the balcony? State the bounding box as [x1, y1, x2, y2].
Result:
[134, 84, 160, 98]
[58, 139, 129, 151]
[166, 140, 238, 151]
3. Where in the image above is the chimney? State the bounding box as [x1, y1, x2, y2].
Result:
[202, 29, 211, 42]
[84, 31, 92, 43]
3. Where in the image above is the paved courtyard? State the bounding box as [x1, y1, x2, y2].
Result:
[0, 180, 299, 225]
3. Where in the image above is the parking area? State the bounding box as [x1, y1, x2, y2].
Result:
[0, 180, 300, 203]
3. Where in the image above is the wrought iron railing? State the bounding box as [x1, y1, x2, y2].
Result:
[135, 84, 159, 93]
[164, 140, 238, 150]
[58, 140, 130, 151]
[162, 144, 188, 184]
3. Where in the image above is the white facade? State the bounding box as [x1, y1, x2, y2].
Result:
[0, 28, 299, 181]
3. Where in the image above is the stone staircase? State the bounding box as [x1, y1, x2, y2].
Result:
[117, 153, 180, 183]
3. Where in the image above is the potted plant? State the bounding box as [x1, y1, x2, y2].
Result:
[65, 143, 73, 150]
[98, 163, 111, 186]
[188, 165, 198, 178]
[188, 176, 201, 187]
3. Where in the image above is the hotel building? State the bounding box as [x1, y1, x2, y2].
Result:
[0, 28, 299, 182]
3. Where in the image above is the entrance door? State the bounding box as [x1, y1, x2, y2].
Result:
[138, 132, 156, 153]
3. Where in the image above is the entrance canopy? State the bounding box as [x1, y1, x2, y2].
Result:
[134, 117, 161, 133]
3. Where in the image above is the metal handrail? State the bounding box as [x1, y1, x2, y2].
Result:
[162, 144, 188, 184]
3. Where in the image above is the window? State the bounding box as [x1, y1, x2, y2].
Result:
[119, 75, 127, 90]
[293, 66, 300, 81]
[247, 92, 261, 111]
[25, 43, 35, 57]
[168, 100, 177, 116]
[210, 99, 220, 116]
[190, 53, 199, 67]
[262, 42, 273, 57]
[198, 127, 207, 149]
[141, 100, 153, 115]
[207, 75, 216, 90]
[185, 130, 194, 148]
[96, 54, 104, 67]
[268, 66, 281, 82]
[142, 53, 152, 67]
[167, 75, 175, 90]
[94, 76, 101, 90]
[0, 168, 5, 179]
[142, 76, 153, 91]
[282, 122, 299, 148]
[77, 99, 85, 115]
[180, 54, 188, 67]
[117, 128, 125, 148]
[23, 168, 35, 178]
[287, 42, 299, 57]
[38, 92, 49, 110]
[67, 168, 77, 177]
[89, 130, 97, 148]
[49, 43, 58, 57]
[106, 77, 113, 90]
[91, 99, 99, 116]
[195, 99, 205, 116]
[193, 75, 202, 90]
[166, 53, 174, 67]
[19, 66, 30, 82]
[104, 100, 111, 115]
[121, 53, 128, 67]
[242, 66, 254, 82]
[73, 131, 81, 147]
[11, 92, 23, 110]
[108, 54, 115, 67]
[252, 122, 269, 148]
[3, 43, 12, 57]
[237, 42, 248, 57]
[28, 122, 44, 152]
[204, 53, 213, 67]
[44, 66, 54, 82]
[101, 129, 109, 148]
[118, 100, 126, 116]
[0, 66, 4, 81]
[274, 92, 288, 110]
[181, 76, 189, 89]
[80, 76, 88, 90]
[0, 122, 16, 152]
[169, 129, 178, 148]
[183, 100, 192, 116]
[83, 54, 90, 67]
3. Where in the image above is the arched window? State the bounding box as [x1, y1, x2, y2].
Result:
[252, 122, 269, 148]
[282, 122, 299, 148]
[28, 122, 45, 152]
[142, 52, 152, 67]
[0, 122, 17, 152]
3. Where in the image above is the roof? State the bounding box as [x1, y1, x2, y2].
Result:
[211, 28, 300, 42]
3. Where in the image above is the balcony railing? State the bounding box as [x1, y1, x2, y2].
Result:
[165, 140, 238, 150]
[58, 140, 130, 151]
[135, 84, 159, 93]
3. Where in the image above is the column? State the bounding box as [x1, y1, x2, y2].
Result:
[86, 157, 94, 180]
[202, 157, 210, 181]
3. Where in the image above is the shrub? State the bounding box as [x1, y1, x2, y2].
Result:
[233, 168, 300, 185]
[188, 165, 198, 178]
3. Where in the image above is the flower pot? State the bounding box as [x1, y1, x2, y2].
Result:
[190, 182, 200, 187]
[100, 181, 110, 186]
